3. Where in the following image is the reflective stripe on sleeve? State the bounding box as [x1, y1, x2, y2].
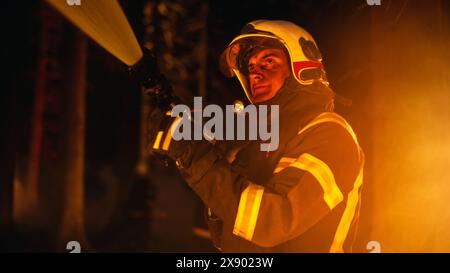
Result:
[233, 183, 265, 241]
[274, 154, 343, 210]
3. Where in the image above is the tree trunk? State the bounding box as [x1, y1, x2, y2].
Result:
[57, 29, 88, 250]
[197, 1, 208, 97]
[26, 7, 50, 214]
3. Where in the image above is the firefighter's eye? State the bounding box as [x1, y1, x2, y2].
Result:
[265, 58, 274, 65]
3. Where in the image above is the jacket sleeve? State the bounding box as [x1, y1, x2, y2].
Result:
[181, 122, 361, 247]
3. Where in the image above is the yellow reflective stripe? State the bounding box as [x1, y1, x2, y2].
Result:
[329, 167, 364, 253]
[293, 153, 343, 210]
[273, 165, 287, 174]
[162, 116, 182, 151]
[233, 183, 265, 241]
[274, 157, 296, 174]
[298, 112, 359, 146]
[274, 112, 359, 175]
[233, 186, 249, 238]
[279, 157, 297, 163]
[273, 155, 343, 209]
[152, 131, 164, 149]
[248, 188, 264, 239]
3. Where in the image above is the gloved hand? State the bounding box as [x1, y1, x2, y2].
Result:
[147, 105, 221, 178]
[146, 104, 184, 159]
[146, 105, 166, 148]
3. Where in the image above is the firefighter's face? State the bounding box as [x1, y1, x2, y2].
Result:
[247, 49, 291, 103]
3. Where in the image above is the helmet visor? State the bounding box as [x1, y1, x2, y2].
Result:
[220, 36, 287, 77]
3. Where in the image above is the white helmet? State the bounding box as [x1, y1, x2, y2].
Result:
[220, 20, 328, 103]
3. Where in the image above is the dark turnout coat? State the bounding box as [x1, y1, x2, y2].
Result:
[178, 78, 364, 252]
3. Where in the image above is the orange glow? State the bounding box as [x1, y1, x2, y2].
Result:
[365, 5, 450, 252]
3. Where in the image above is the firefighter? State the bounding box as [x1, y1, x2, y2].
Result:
[149, 20, 364, 252]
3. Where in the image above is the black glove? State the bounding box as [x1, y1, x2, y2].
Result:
[147, 105, 222, 179]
